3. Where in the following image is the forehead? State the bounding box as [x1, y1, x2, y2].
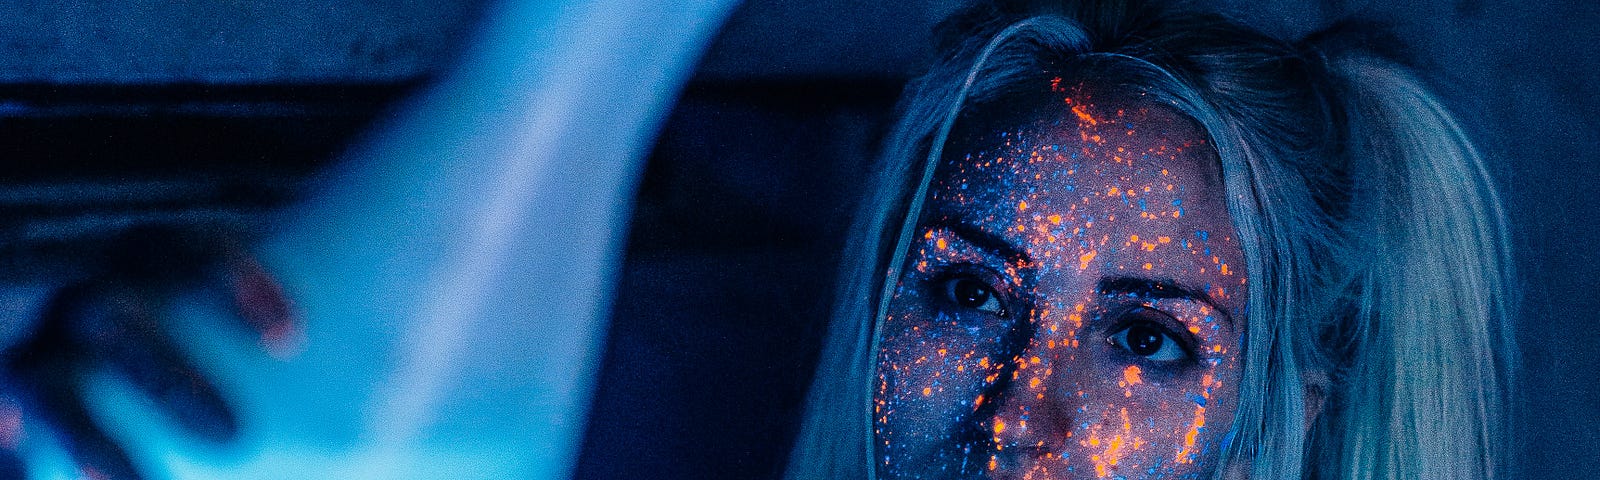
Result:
[926, 94, 1238, 284]
[941, 91, 1217, 186]
[934, 94, 1223, 218]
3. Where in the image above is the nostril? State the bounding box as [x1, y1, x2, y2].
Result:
[1000, 417, 1075, 458]
[987, 420, 1077, 480]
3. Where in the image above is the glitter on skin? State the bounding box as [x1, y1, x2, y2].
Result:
[875, 83, 1248, 480]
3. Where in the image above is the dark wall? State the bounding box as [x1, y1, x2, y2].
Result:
[573, 79, 898, 479]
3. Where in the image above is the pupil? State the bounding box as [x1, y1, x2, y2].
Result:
[953, 279, 990, 308]
[1127, 324, 1163, 356]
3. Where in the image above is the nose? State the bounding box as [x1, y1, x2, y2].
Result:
[989, 330, 1080, 468]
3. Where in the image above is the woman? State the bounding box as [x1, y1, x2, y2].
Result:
[788, 0, 1514, 479]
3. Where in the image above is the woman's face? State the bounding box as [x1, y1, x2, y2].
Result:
[875, 89, 1248, 480]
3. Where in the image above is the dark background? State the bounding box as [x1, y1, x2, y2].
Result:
[1, 0, 1594, 478]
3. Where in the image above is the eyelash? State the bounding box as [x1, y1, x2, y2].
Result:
[921, 262, 1203, 368]
[928, 266, 1012, 318]
[1104, 305, 1201, 366]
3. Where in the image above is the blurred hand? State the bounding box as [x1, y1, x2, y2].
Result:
[0, 227, 298, 479]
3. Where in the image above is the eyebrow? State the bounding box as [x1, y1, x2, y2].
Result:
[926, 218, 1033, 265]
[926, 219, 1235, 326]
[1097, 276, 1235, 326]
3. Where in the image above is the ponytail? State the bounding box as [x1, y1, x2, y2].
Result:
[1312, 51, 1515, 479]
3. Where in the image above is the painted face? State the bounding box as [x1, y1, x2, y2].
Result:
[875, 86, 1248, 480]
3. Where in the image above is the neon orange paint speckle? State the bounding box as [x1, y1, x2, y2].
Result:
[1071, 104, 1100, 126]
[1123, 365, 1143, 385]
[1079, 250, 1097, 270]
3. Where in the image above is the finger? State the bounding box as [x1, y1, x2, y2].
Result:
[8, 354, 142, 480]
[102, 330, 239, 443]
[0, 392, 28, 479]
[66, 288, 238, 443]
[36, 382, 143, 480]
[225, 253, 302, 358]
[98, 226, 301, 357]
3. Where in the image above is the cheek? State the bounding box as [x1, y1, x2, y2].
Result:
[875, 292, 1007, 449]
[877, 311, 995, 414]
[1062, 352, 1248, 476]
[1010, 325, 1242, 476]
[1060, 365, 1236, 469]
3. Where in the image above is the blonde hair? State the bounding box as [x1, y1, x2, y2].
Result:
[785, 1, 1515, 479]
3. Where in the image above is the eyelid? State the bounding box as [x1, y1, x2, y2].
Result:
[926, 263, 1018, 318]
[916, 231, 1020, 281]
[920, 227, 1032, 273]
[923, 222, 1032, 267]
[1105, 305, 1201, 360]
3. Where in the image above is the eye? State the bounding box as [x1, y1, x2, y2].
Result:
[1107, 309, 1189, 362]
[941, 277, 1005, 315]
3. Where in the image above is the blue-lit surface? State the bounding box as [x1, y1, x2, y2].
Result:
[21, 0, 735, 478]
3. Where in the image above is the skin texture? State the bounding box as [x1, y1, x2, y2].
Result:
[875, 84, 1249, 479]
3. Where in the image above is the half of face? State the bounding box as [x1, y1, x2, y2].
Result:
[874, 86, 1249, 480]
